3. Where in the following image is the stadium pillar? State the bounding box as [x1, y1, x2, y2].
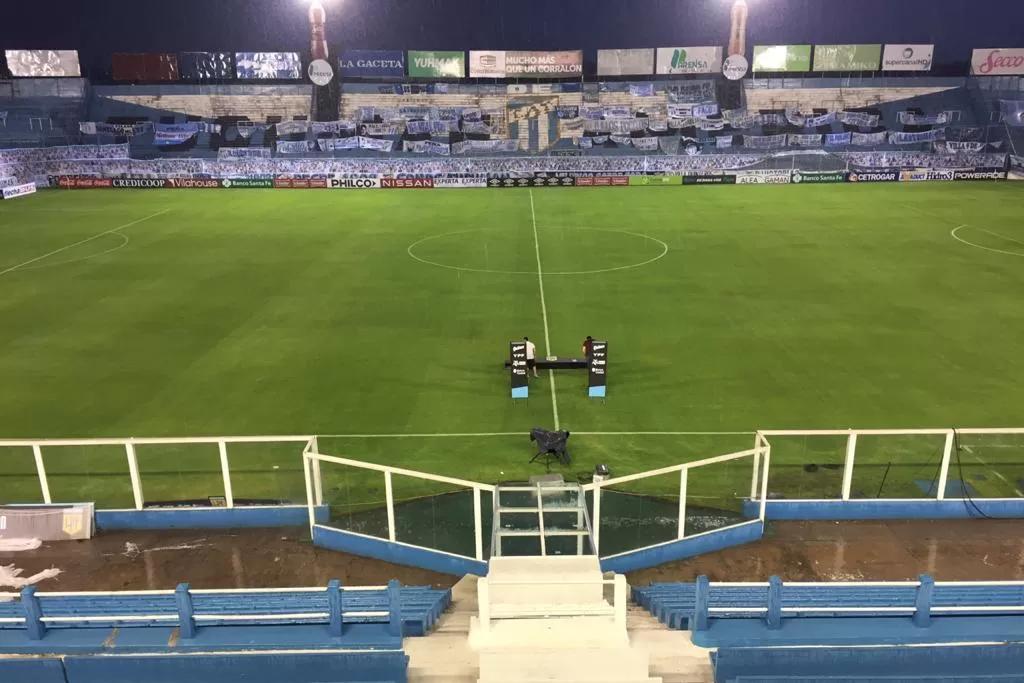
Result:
[327, 579, 344, 636]
[20, 586, 46, 640]
[175, 583, 197, 639]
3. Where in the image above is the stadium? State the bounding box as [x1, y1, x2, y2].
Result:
[2, 0, 1024, 681]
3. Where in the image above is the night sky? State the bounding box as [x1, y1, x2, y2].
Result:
[2, 0, 1022, 74]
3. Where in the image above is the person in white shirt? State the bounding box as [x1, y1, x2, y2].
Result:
[523, 337, 538, 378]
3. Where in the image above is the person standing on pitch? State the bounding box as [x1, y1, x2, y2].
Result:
[524, 337, 538, 378]
[582, 336, 595, 359]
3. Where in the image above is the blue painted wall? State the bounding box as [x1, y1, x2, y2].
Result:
[0, 658, 67, 683]
[600, 520, 763, 574]
[313, 525, 487, 576]
[61, 651, 408, 683]
[96, 505, 328, 530]
[745, 499, 1024, 520]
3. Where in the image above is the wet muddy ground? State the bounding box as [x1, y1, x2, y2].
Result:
[3, 520, 1023, 591]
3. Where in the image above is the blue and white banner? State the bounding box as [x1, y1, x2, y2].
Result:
[825, 132, 852, 145]
[462, 108, 483, 122]
[593, 135, 610, 145]
[153, 123, 199, 146]
[582, 107, 605, 120]
[320, 137, 359, 151]
[556, 106, 580, 119]
[604, 106, 633, 119]
[945, 141, 986, 152]
[338, 50, 406, 78]
[889, 128, 945, 144]
[648, 120, 668, 132]
[423, 140, 450, 156]
[898, 111, 949, 125]
[608, 118, 647, 134]
[1000, 100, 1024, 126]
[786, 110, 836, 127]
[579, 137, 594, 149]
[789, 133, 823, 146]
[360, 136, 395, 152]
[665, 81, 716, 103]
[837, 110, 880, 127]
[698, 119, 725, 131]
[276, 140, 312, 154]
[633, 137, 659, 151]
[462, 120, 492, 134]
[724, 110, 757, 129]
[658, 136, 680, 155]
[851, 131, 887, 145]
[406, 120, 432, 135]
[716, 135, 734, 149]
[218, 148, 271, 159]
[276, 120, 309, 135]
[610, 135, 633, 147]
[758, 113, 787, 126]
[692, 103, 720, 118]
[311, 120, 357, 134]
[466, 139, 518, 153]
[629, 83, 656, 97]
[561, 118, 585, 132]
[744, 134, 788, 149]
[361, 123, 401, 136]
[79, 122, 151, 137]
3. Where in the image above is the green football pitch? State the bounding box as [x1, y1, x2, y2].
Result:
[2, 183, 1024, 514]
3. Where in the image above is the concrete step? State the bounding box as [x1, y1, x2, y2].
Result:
[480, 647, 651, 682]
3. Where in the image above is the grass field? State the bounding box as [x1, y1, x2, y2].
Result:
[2, 183, 1024, 512]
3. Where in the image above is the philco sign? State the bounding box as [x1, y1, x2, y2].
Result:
[329, 177, 380, 189]
[971, 48, 1024, 76]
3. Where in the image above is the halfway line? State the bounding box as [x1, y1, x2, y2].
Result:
[0, 208, 171, 277]
[529, 189, 560, 430]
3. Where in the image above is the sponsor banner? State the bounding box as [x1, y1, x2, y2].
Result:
[57, 176, 113, 189]
[235, 52, 301, 80]
[722, 54, 749, 80]
[407, 51, 465, 78]
[847, 171, 899, 183]
[736, 171, 791, 185]
[813, 44, 882, 72]
[166, 178, 220, 189]
[597, 48, 655, 76]
[328, 177, 381, 189]
[900, 169, 932, 183]
[220, 178, 273, 188]
[434, 176, 488, 188]
[682, 174, 737, 185]
[486, 176, 576, 188]
[308, 59, 334, 86]
[180, 51, 233, 80]
[505, 51, 583, 77]
[112, 178, 168, 189]
[588, 340, 608, 398]
[628, 175, 681, 186]
[826, 132, 853, 145]
[468, 51, 507, 78]
[112, 53, 180, 82]
[752, 45, 812, 72]
[381, 178, 435, 189]
[576, 176, 629, 187]
[971, 48, 1024, 76]
[790, 171, 848, 184]
[655, 47, 723, 75]
[509, 341, 528, 398]
[1, 182, 37, 200]
[338, 50, 406, 78]
[953, 168, 1007, 181]
[4, 50, 81, 77]
[274, 178, 329, 189]
[882, 44, 934, 71]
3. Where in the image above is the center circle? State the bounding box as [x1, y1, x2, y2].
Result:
[407, 227, 669, 276]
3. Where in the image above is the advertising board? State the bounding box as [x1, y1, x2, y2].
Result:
[329, 177, 381, 189]
[736, 171, 791, 185]
[597, 49, 655, 76]
[655, 47, 723, 75]
[971, 49, 1024, 76]
[338, 50, 406, 78]
[112, 178, 168, 189]
[847, 171, 899, 183]
[112, 53, 180, 81]
[434, 176, 488, 188]
[683, 174, 737, 185]
[576, 176, 629, 186]
[505, 51, 583, 77]
[468, 51, 507, 78]
[407, 51, 465, 78]
[235, 52, 301, 80]
[166, 178, 220, 189]
[4, 50, 81, 77]
[57, 177, 113, 189]
[220, 178, 273, 188]
[752, 45, 812, 72]
[790, 171, 848, 184]
[952, 168, 1008, 181]
[274, 178, 329, 189]
[180, 52, 234, 80]
[812, 44, 882, 72]
[1, 182, 37, 200]
[628, 175, 681, 186]
[381, 178, 435, 189]
[881, 45, 934, 71]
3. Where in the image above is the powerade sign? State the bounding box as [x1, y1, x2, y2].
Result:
[338, 50, 405, 78]
[847, 171, 899, 183]
[952, 169, 1008, 181]
[790, 171, 847, 184]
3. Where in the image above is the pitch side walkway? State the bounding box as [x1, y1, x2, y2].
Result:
[4, 521, 1024, 592]
[628, 519, 1024, 585]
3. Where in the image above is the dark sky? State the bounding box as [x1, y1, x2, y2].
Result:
[2, 0, 1021, 73]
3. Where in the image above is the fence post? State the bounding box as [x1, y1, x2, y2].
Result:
[218, 440, 234, 508]
[387, 579, 403, 637]
[677, 468, 688, 540]
[692, 575, 710, 631]
[592, 487, 602, 554]
[473, 487, 484, 561]
[125, 441, 144, 510]
[385, 471, 396, 542]
[841, 432, 857, 501]
[766, 576, 783, 630]
[32, 444, 52, 504]
[914, 574, 934, 628]
[20, 586, 45, 640]
[749, 433, 763, 500]
[175, 583, 197, 639]
[327, 579, 343, 637]
[936, 431, 954, 501]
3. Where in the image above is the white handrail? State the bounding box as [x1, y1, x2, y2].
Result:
[306, 451, 494, 491]
[0, 435, 313, 447]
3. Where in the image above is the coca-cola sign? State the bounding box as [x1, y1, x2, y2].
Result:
[971, 48, 1024, 76]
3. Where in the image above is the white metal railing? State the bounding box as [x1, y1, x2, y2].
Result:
[0, 436, 312, 510]
[753, 428, 1024, 503]
[477, 574, 628, 632]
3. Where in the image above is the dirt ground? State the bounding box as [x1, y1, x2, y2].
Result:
[628, 519, 1024, 585]
[3, 520, 1024, 591]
